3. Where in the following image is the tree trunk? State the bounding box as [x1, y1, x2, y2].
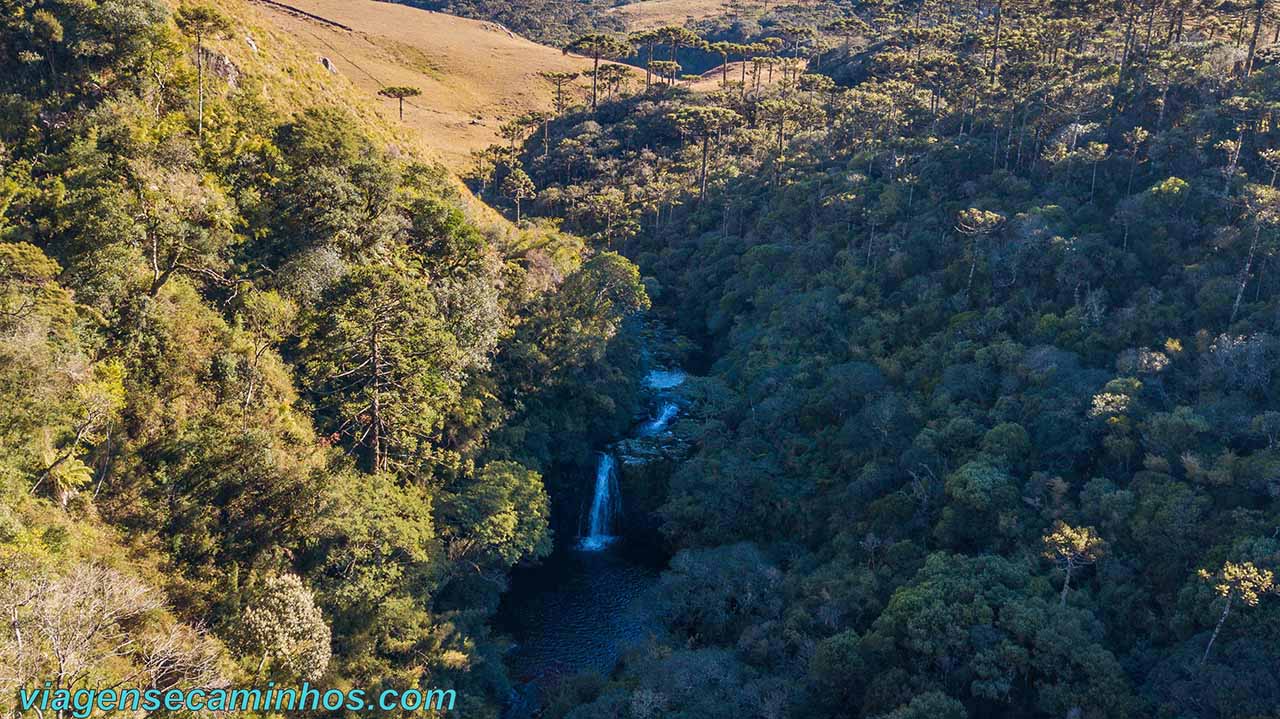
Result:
[1225, 130, 1243, 196]
[700, 134, 710, 196]
[197, 33, 205, 139]
[645, 42, 652, 89]
[1231, 224, 1262, 324]
[370, 322, 383, 473]
[1127, 150, 1139, 195]
[989, 0, 1003, 82]
[1060, 561, 1074, 606]
[591, 53, 600, 111]
[1201, 595, 1232, 665]
[1245, 1, 1266, 75]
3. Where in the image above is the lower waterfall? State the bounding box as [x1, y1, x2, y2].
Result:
[579, 453, 619, 550]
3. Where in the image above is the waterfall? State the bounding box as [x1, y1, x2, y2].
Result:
[577, 368, 686, 552]
[640, 402, 679, 436]
[645, 369, 686, 390]
[579, 453, 619, 551]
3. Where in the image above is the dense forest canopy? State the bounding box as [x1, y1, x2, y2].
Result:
[0, 0, 648, 715]
[4, 0, 1280, 718]
[469, 0, 1280, 718]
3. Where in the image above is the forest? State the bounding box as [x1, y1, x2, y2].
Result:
[0, 0, 649, 715]
[3, 0, 1280, 718]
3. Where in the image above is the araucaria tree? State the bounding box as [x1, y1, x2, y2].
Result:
[668, 106, 742, 195]
[378, 85, 422, 120]
[1042, 522, 1105, 606]
[563, 33, 632, 111]
[174, 4, 232, 139]
[539, 70, 580, 114]
[1198, 561, 1274, 664]
[300, 265, 459, 474]
[502, 167, 536, 222]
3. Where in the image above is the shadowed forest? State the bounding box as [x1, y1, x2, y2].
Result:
[3, 0, 1280, 718]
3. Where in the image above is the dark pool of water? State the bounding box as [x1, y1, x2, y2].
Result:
[497, 543, 660, 684]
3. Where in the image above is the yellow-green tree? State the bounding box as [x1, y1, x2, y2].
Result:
[174, 4, 232, 139]
[1042, 521, 1105, 606]
[1198, 561, 1275, 664]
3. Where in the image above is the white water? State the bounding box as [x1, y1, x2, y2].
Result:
[577, 368, 687, 552]
[644, 369, 687, 390]
[579, 453, 620, 550]
[640, 402, 679, 436]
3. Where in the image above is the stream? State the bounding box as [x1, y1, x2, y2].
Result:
[497, 367, 687, 713]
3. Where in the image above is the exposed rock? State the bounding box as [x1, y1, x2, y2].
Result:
[245, 34, 258, 53]
[198, 48, 240, 88]
[320, 56, 338, 74]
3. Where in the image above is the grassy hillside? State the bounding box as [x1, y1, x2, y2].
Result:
[241, 0, 607, 169]
[605, 0, 732, 32]
[0, 0, 650, 714]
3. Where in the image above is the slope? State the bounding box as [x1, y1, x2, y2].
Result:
[240, 0, 607, 169]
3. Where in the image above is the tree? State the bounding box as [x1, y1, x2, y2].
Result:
[126, 160, 238, 296]
[563, 34, 632, 111]
[466, 147, 498, 196]
[629, 29, 660, 89]
[539, 70, 579, 114]
[502, 167, 536, 222]
[1230, 185, 1279, 325]
[300, 265, 459, 474]
[523, 252, 650, 375]
[590, 63, 630, 99]
[708, 41, 733, 88]
[873, 692, 967, 719]
[0, 563, 219, 704]
[33, 360, 124, 505]
[1261, 148, 1280, 188]
[236, 573, 332, 680]
[437, 461, 551, 569]
[757, 97, 806, 153]
[649, 60, 682, 87]
[654, 25, 703, 65]
[1042, 522, 1105, 606]
[235, 289, 297, 415]
[668, 106, 742, 196]
[377, 85, 421, 120]
[1197, 561, 1275, 664]
[825, 16, 869, 51]
[1080, 141, 1109, 203]
[955, 208, 1006, 295]
[1243, 0, 1276, 76]
[174, 4, 232, 139]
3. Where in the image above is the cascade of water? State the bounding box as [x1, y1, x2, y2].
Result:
[644, 369, 687, 390]
[640, 402, 679, 436]
[577, 368, 686, 552]
[579, 453, 619, 550]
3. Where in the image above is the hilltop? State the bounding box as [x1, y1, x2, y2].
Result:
[242, 0, 605, 169]
[605, 0, 733, 31]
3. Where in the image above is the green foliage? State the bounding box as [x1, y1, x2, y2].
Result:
[0, 1, 652, 711]
[299, 264, 460, 474]
[438, 460, 552, 568]
[501, 1, 1280, 716]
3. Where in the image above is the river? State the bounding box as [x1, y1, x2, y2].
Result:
[497, 367, 687, 713]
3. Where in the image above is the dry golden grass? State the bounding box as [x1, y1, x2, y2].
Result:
[607, 0, 737, 31]
[164, 0, 572, 239]
[238, 0, 609, 170]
